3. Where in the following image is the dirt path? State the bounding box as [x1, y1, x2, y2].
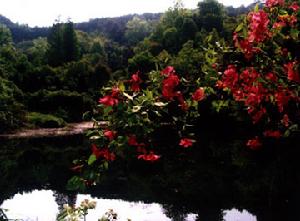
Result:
[0, 121, 95, 139]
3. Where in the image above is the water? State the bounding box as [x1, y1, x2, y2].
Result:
[0, 133, 299, 220]
[1, 190, 256, 221]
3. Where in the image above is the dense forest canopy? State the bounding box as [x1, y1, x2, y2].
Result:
[0, 1, 259, 133]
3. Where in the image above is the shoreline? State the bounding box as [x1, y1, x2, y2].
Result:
[0, 121, 94, 139]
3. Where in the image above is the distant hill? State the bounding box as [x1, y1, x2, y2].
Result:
[0, 3, 257, 43]
[0, 13, 161, 43]
[0, 15, 50, 42]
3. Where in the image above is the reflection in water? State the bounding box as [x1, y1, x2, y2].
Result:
[0, 131, 300, 221]
[1, 190, 194, 221]
[223, 209, 257, 221]
[1, 190, 257, 221]
[1, 190, 58, 221]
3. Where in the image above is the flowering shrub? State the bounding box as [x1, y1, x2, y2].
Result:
[218, 1, 300, 149]
[68, 1, 300, 189]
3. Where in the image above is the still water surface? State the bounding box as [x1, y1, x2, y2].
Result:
[1, 190, 256, 221]
[0, 133, 299, 220]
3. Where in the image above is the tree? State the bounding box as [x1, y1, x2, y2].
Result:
[47, 22, 64, 66]
[197, 0, 224, 32]
[0, 24, 12, 46]
[125, 16, 152, 45]
[47, 21, 79, 66]
[63, 21, 79, 62]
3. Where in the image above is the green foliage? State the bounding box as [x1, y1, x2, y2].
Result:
[47, 23, 64, 66]
[171, 40, 203, 77]
[0, 24, 12, 46]
[47, 21, 79, 66]
[57, 199, 96, 221]
[125, 16, 152, 45]
[0, 77, 25, 132]
[27, 90, 92, 122]
[197, 0, 224, 32]
[128, 51, 156, 73]
[27, 112, 66, 128]
[63, 21, 80, 62]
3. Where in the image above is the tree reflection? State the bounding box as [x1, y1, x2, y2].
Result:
[0, 131, 300, 221]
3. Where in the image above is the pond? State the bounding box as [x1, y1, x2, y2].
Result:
[0, 134, 299, 220]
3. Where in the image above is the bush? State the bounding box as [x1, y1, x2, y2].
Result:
[27, 112, 66, 128]
[0, 77, 25, 132]
[26, 90, 92, 122]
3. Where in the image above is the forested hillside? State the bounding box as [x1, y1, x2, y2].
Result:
[0, 0, 255, 133]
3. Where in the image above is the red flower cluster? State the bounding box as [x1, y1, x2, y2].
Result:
[99, 87, 120, 106]
[162, 73, 180, 100]
[179, 138, 194, 148]
[263, 130, 281, 138]
[92, 144, 116, 161]
[104, 130, 116, 141]
[284, 62, 300, 83]
[289, 2, 300, 11]
[192, 88, 205, 101]
[248, 10, 270, 43]
[130, 71, 142, 91]
[246, 137, 262, 150]
[266, 0, 284, 8]
[138, 151, 161, 162]
[161, 66, 175, 76]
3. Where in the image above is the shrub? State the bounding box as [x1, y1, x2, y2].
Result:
[68, 1, 300, 189]
[27, 112, 66, 128]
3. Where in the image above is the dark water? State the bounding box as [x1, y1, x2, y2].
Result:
[0, 133, 299, 221]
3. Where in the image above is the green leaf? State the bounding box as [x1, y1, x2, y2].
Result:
[254, 3, 259, 12]
[66, 176, 85, 191]
[88, 154, 97, 165]
[103, 161, 109, 170]
[235, 23, 244, 33]
[103, 106, 113, 116]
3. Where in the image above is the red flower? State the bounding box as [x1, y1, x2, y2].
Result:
[99, 95, 119, 106]
[130, 71, 142, 91]
[192, 88, 205, 101]
[161, 66, 175, 76]
[222, 65, 239, 89]
[101, 148, 116, 161]
[250, 108, 266, 124]
[104, 130, 116, 141]
[248, 10, 270, 43]
[265, 72, 278, 82]
[92, 144, 102, 159]
[275, 89, 293, 112]
[212, 63, 218, 70]
[138, 151, 161, 162]
[239, 39, 260, 60]
[284, 62, 300, 83]
[266, 0, 284, 8]
[272, 22, 286, 29]
[128, 135, 139, 146]
[278, 15, 297, 27]
[282, 114, 290, 127]
[246, 137, 262, 150]
[70, 164, 83, 172]
[176, 91, 189, 111]
[91, 144, 115, 161]
[179, 138, 194, 148]
[263, 130, 281, 138]
[162, 74, 180, 100]
[215, 80, 224, 89]
[289, 2, 300, 11]
[111, 86, 120, 97]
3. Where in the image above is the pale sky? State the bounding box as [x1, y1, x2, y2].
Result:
[0, 0, 255, 27]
